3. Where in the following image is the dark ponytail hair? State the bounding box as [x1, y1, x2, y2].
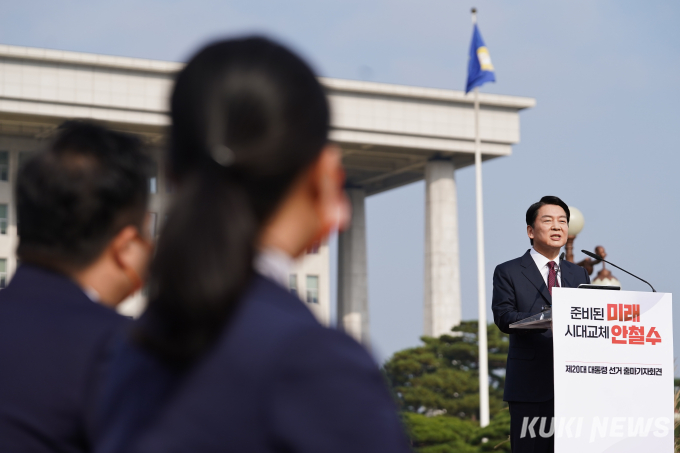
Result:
[134, 37, 330, 366]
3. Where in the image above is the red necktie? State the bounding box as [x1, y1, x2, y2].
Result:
[548, 261, 560, 295]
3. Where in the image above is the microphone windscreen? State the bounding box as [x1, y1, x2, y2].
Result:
[581, 249, 604, 261]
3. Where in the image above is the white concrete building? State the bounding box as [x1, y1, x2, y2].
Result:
[0, 44, 534, 340]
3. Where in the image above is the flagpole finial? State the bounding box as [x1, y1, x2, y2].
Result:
[471, 7, 477, 24]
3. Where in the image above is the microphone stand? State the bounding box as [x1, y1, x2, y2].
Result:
[581, 250, 656, 292]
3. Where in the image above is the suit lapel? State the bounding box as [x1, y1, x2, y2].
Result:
[520, 250, 552, 307]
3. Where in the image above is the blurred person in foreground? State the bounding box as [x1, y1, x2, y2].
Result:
[95, 37, 412, 453]
[0, 121, 153, 452]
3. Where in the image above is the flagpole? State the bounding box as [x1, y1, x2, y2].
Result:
[472, 8, 490, 429]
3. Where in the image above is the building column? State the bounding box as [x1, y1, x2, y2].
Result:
[424, 158, 462, 337]
[337, 188, 369, 345]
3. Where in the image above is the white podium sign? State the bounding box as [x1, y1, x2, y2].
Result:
[552, 288, 674, 452]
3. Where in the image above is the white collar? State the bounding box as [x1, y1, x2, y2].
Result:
[254, 247, 294, 289]
[530, 247, 561, 269]
[82, 286, 102, 303]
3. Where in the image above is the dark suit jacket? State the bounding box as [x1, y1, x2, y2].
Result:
[0, 265, 128, 453]
[95, 274, 411, 453]
[491, 250, 590, 402]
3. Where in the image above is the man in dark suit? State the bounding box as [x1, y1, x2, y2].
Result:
[0, 122, 153, 452]
[492, 196, 590, 453]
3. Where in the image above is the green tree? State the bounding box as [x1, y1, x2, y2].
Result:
[384, 321, 509, 420]
[383, 321, 511, 452]
[399, 406, 511, 452]
[402, 412, 479, 453]
[471, 409, 511, 452]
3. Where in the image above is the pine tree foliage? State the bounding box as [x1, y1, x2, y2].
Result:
[383, 321, 512, 452]
[384, 321, 509, 420]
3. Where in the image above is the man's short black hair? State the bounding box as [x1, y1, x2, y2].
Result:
[16, 121, 152, 271]
[525, 196, 570, 246]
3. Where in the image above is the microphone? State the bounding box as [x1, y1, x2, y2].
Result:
[560, 252, 565, 262]
[581, 250, 656, 292]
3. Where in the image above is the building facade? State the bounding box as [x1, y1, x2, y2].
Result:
[0, 44, 533, 340]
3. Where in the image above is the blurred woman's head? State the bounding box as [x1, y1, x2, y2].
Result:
[136, 36, 348, 365]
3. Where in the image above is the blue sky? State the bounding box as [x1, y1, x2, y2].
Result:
[2, 0, 679, 364]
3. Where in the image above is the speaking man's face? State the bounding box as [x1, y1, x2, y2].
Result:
[528, 204, 569, 250]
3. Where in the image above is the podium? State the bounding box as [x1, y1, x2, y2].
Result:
[511, 288, 674, 453]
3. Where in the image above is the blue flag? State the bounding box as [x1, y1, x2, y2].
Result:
[465, 24, 496, 93]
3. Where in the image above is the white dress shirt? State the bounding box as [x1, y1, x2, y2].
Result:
[254, 246, 294, 289]
[530, 248, 562, 287]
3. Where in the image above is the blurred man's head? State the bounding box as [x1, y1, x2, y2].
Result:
[525, 196, 570, 257]
[16, 121, 153, 306]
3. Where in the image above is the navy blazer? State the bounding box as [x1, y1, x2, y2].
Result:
[96, 274, 411, 453]
[491, 250, 590, 402]
[0, 265, 128, 453]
